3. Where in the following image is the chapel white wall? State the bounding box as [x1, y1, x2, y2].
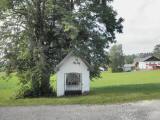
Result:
[56, 56, 90, 96]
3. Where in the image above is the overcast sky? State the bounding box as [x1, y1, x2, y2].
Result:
[112, 0, 160, 55]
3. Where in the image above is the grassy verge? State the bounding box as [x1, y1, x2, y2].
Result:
[0, 70, 160, 106]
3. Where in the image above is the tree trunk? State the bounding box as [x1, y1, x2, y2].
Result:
[33, 0, 52, 96]
[40, 67, 52, 96]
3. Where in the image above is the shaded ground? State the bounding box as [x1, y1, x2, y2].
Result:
[0, 100, 160, 120]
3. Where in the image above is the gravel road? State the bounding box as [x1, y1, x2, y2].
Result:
[0, 100, 160, 120]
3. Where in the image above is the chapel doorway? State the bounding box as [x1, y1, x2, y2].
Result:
[65, 73, 82, 95]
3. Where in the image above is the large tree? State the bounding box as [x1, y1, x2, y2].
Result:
[124, 54, 136, 64]
[153, 44, 160, 59]
[109, 44, 124, 72]
[0, 0, 123, 97]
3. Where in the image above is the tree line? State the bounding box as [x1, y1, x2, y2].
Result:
[108, 44, 160, 72]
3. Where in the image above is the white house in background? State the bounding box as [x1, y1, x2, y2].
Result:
[55, 52, 92, 97]
[123, 64, 134, 72]
[134, 56, 160, 70]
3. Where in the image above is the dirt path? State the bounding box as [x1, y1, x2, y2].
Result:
[0, 100, 160, 120]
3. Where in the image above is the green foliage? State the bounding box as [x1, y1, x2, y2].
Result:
[153, 44, 160, 59]
[0, 0, 123, 97]
[137, 52, 153, 58]
[0, 0, 11, 11]
[107, 67, 112, 73]
[0, 62, 5, 72]
[124, 54, 136, 64]
[109, 44, 124, 72]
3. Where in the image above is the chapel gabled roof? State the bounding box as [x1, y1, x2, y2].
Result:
[55, 51, 93, 72]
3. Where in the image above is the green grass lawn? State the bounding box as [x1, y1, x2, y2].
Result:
[0, 70, 160, 106]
